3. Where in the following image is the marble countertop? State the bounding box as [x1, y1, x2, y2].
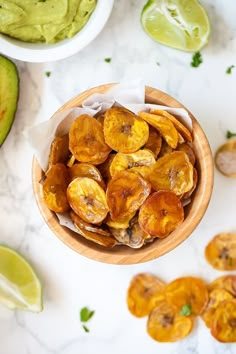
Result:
[1, 0, 236, 353]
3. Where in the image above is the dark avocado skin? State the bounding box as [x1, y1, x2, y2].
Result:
[0, 55, 19, 146]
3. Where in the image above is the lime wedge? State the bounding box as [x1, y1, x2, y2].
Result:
[141, 0, 210, 51]
[0, 246, 43, 312]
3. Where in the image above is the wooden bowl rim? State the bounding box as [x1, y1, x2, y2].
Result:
[32, 84, 214, 265]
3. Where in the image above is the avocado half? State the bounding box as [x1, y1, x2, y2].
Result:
[0, 55, 19, 146]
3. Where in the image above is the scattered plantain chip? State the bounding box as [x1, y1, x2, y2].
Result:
[208, 275, 236, 297]
[211, 299, 236, 342]
[215, 140, 236, 177]
[139, 191, 184, 238]
[67, 177, 109, 224]
[127, 273, 166, 317]
[104, 107, 149, 153]
[205, 233, 236, 270]
[42, 163, 70, 213]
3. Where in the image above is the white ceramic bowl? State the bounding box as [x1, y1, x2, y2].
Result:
[0, 0, 114, 63]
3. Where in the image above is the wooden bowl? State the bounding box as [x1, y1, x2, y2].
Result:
[32, 84, 214, 264]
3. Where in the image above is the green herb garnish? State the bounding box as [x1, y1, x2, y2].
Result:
[104, 58, 112, 63]
[45, 71, 51, 77]
[80, 307, 95, 332]
[229, 257, 233, 267]
[82, 325, 90, 333]
[191, 52, 203, 68]
[38, 0, 46, 2]
[226, 130, 236, 139]
[179, 304, 193, 316]
[226, 65, 235, 74]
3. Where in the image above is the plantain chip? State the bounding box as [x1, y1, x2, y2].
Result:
[109, 149, 156, 177]
[139, 191, 184, 238]
[67, 177, 109, 224]
[211, 299, 236, 342]
[104, 107, 149, 153]
[69, 114, 111, 164]
[48, 134, 70, 168]
[205, 233, 236, 270]
[69, 163, 105, 189]
[148, 151, 193, 195]
[215, 140, 236, 177]
[106, 170, 151, 221]
[208, 275, 236, 297]
[127, 273, 166, 317]
[42, 163, 70, 213]
[181, 167, 198, 200]
[74, 222, 117, 248]
[70, 210, 111, 237]
[105, 212, 136, 229]
[144, 126, 162, 157]
[177, 142, 196, 165]
[150, 109, 192, 143]
[138, 111, 178, 149]
[147, 299, 193, 342]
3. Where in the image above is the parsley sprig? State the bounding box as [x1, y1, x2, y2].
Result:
[179, 304, 194, 316]
[226, 130, 236, 139]
[191, 52, 203, 68]
[80, 307, 95, 333]
[226, 65, 235, 74]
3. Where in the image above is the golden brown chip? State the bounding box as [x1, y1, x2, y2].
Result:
[96, 113, 105, 125]
[181, 168, 198, 200]
[208, 275, 236, 297]
[165, 277, 208, 316]
[177, 143, 196, 165]
[205, 233, 236, 270]
[106, 170, 151, 221]
[105, 212, 136, 229]
[48, 134, 70, 168]
[70, 210, 111, 237]
[159, 140, 173, 157]
[42, 163, 70, 213]
[148, 151, 193, 196]
[215, 140, 236, 177]
[127, 273, 166, 317]
[109, 216, 149, 248]
[211, 299, 236, 342]
[144, 126, 162, 157]
[138, 111, 178, 149]
[109, 149, 155, 177]
[74, 222, 117, 248]
[138, 191, 184, 238]
[104, 107, 149, 153]
[69, 163, 105, 189]
[150, 109, 192, 143]
[201, 288, 233, 328]
[69, 114, 111, 164]
[147, 300, 193, 342]
[67, 177, 109, 224]
[97, 153, 115, 183]
[129, 165, 152, 180]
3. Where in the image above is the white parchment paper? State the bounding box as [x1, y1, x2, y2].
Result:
[28, 81, 192, 233]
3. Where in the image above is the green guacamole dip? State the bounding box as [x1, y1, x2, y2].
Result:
[0, 0, 97, 43]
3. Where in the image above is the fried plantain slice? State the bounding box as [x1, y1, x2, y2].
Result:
[148, 151, 193, 195]
[104, 107, 149, 153]
[97, 153, 115, 183]
[106, 170, 151, 221]
[144, 126, 162, 157]
[211, 299, 236, 342]
[215, 140, 236, 177]
[74, 222, 117, 248]
[150, 109, 192, 143]
[48, 134, 70, 168]
[109, 149, 156, 177]
[67, 177, 109, 224]
[177, 143, 196, 165]
[69, 163, 105, 189]
[201, 288, 233, 328]
[96, 113, 105, 125]
[109, 216, 149, 248]
[165, 277, 208, 316]
[42, 163, 70, 213]
[205, 233, 236, 270]
[147, 300, 193, 342]
[181, 168, 198, 200]
[69, 114, 111, 164]
[70, 210, 111, 237]
[139, 191, 184, 238]
[208, 275, 236, 297]
[105, 212, 136, 229]
[159, 140, 173, 157]
[138, 111, 178, 149]
[127, 273, 166, 317]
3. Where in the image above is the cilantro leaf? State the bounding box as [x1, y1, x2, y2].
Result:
[80, 307, 95, 323]
[229, 257, 233, 267]
[191, 52, 203, 68]
[82, 325, 90, 333]
[104, 58, 112, 63]
[226, 65, 235, 74]
[226, 130, 236, 139]
[179, 304, 194, 316]
[45, 71, 51, 77]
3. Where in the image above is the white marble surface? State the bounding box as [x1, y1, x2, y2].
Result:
[1, 0, 236, 353]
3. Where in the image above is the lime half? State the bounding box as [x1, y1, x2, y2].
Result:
[141, 0, 210, 51]
[0, 246, 43, 312]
